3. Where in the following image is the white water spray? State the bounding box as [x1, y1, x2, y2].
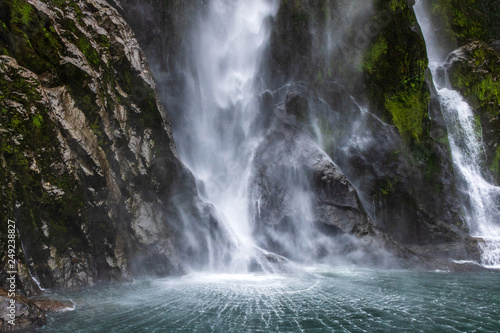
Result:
[415, 0, 500, 268]
[171, 0, 279, 272]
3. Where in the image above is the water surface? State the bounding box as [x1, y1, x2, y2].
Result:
[39, 267, 500, 332]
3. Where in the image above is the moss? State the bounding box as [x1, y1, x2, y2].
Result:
[385, 88, 429, 142]
[490, 146, 500, 175]
[363, 0, 430, 143]
[0, 55, 87, 259]
[61, 18, 101, 67]
[376, 177, 399, 196]
[448, 44, 500, 115]
[427, 0, 500, 45]
[0, 0, 64, 75]
[9, 0, 33, 27]
[32, 114, 43, 129]
[388, 0, 405, 12]
[97, 34, 110, 49]
[363, 37, 388, 74]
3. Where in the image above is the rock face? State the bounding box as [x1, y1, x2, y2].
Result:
[422, 0, 500, 52]
[0, 287, 46, 331]
[0, 286, 74, 331]
[252, 86, 480, 264]
[0, 0, 225, 293]
[251, 93, 393, 265]
[118, 0, 485, 263]
[419, 0, 500, 184]
[259, 1, 473, 255]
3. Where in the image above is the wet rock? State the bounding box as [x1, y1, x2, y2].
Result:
[0, 0, 225, 292]
[285, 92, 309, 118]
[445, 41, 500, 183]
[31, 299, 74, 313]
[0, 288, 46, 331]
[260, 90, 274, 109]
[251, 100, 405, 266]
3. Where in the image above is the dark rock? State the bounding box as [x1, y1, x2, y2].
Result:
[0, 288, 46, 331]
[423, 0, 500, 48]
[32, 299, 74, 313]
[285, 92, 309, 118]
[490, 40, 500, 54]
[249, 95, 461, 268]
[0, 0, 226, 292]
[260, 90, 274, 110]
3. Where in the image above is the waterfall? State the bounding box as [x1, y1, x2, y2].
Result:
[414, 0, 500, 268]
[169, 0, 280, 272]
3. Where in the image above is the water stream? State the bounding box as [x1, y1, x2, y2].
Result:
[169, 0, 279, 272]
[414, 0, 500, 268]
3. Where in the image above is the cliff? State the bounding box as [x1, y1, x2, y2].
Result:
[0, 0, 224, 298]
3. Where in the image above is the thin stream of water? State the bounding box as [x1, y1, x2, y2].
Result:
[414, 0, 500, 268]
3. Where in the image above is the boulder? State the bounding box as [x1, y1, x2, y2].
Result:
[0, 288, 46, 331]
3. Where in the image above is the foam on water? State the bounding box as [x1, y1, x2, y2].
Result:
[38, 269, 500, 332]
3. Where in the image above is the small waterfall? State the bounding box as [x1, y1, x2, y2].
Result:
[414, 0, 500, 268]
[170, 0, 279, 272]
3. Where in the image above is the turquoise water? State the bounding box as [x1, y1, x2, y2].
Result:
[38, 267, 500, 332]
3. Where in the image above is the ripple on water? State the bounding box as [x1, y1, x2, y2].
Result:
[39, 268, 500, 333]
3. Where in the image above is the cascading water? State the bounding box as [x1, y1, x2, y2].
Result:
[414, 0, 500, 268]
[169, 0, 280, 272]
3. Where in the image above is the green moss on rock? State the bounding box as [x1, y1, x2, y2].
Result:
[385, 88, 429, 142]
[427, 0, 500, 49]
[364, 1, 430, 142]
[0, 57, 87, 263]
[448, 43, 500, 113]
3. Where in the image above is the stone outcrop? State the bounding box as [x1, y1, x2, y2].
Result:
[0, 287, 45, 331]
[422, 0, 500, 51]
[0, 286, 74, 331]
[252, 87, 480, 264]
[251, 1, 475, 258]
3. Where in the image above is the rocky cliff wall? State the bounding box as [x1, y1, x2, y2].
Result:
[0, 0, 223, 294]
[262, 0, 476, 256]
[0, 0, 495, 304]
